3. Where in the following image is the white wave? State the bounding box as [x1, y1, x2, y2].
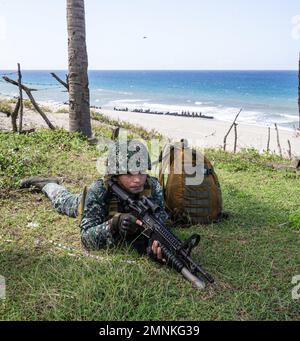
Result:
[95, 88, 133, 96]
[109, 99, 150, 104]
[117, 91, 133, 95]
[104, 99, 296, 131]
[279, 113, 298, 120]
[203, 101, 215, 105]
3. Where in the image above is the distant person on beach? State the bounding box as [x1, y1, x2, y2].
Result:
[20, 140, 168, 261]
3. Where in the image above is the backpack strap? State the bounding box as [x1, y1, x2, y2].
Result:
[158, 143, 174, 194]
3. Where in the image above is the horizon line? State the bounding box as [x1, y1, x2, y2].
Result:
[0, 69, 298, 72]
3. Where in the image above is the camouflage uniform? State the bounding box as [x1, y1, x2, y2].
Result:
[42, 140, 168, 255]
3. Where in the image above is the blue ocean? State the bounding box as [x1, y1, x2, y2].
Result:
[0, 70, 298, 129]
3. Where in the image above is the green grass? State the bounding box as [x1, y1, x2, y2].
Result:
[55, 108, 69, 114]
[0, 127, 299, 321]
[0, 99, 15, 116]
[91, 111, 163, 140]
[0, 98, 52, 117]
[23, 99, 51, 113]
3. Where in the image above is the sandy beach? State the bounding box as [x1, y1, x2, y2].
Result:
[1, 97, 299, 158]
[100, 109, 300, 158]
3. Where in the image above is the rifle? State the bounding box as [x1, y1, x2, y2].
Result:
[108, 179, 214, 289]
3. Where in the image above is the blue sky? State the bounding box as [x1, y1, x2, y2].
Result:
[0, 0, 299, 70]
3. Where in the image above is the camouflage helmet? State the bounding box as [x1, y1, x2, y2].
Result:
[105, 139, 152, 176]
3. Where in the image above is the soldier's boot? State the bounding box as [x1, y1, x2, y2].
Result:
[20, 176, 61, 192]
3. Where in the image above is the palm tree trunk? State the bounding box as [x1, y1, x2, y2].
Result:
[67, 0, 92, 137]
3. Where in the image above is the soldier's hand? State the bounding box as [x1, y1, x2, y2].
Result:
[112, 213, 142, 237]
[151, 240, 167, 264]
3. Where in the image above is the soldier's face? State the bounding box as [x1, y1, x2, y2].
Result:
[116, 173, 148, 194]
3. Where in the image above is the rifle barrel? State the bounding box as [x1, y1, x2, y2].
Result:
[181, 267, 206, 289]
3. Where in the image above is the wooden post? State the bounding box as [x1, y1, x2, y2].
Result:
[26, 91, 55, 129]
[274, 124, 283, 158]
[19, 128, 35, 134]
[267, 127, 271, 153]
[3, 76, 55, 130]
[287, 140, 292, 160]
[223, 108, 243, 151]
[17, 63, 23, 133]
[234, 123, 238, 153]
[11, 98, 21, 132]
[50, 72, 69, 90]
[112, 127, 120, 140]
